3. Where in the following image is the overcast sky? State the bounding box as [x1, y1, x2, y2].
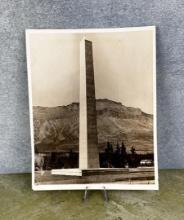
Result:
[28, 29, 154, 114]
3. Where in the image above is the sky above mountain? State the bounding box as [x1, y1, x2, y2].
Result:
[28, 28, 154, 114]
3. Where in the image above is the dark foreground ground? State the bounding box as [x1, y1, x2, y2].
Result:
[0, 170, 184, 220]
[35, 167, 155, 185]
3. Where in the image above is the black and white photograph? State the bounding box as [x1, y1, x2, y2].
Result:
[26, 27, 158, 190]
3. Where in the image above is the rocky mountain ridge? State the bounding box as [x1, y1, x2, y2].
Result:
[33, 99, 153, 154]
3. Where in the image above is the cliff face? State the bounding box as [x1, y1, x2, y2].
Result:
[33, 99, 153, 154]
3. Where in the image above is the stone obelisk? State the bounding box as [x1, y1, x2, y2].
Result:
[79, 38, 99, 169]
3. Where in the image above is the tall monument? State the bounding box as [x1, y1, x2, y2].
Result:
[79, 38, 100, 169]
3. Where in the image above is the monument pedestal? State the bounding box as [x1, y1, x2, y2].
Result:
[51, 169, 82, 176]
[46, 167, 155, 183]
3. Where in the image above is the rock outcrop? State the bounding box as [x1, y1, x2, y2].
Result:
[33, 99, 153, 154]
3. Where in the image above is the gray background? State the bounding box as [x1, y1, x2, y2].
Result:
[0, 0, 184, 173]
